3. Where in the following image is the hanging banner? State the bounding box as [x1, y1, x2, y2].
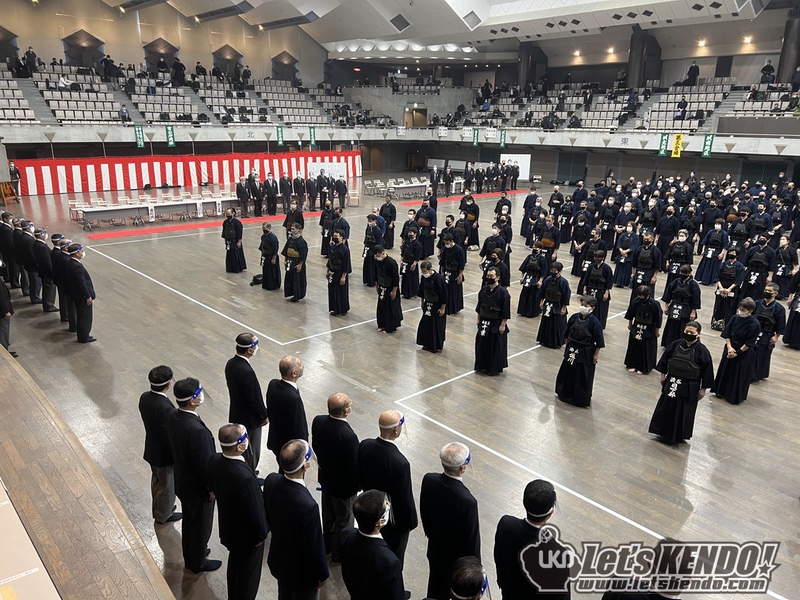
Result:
[701, 134, 714, 158]
[276, 126, 284, 146]
[671, 133, 684, 158]
[309, 127, 316, 146]
[134, 125, 145, 149]
[499, 129, 507, 148]
[165, 125, 176, 148]
[658, 133, 670, 157]
[472, 128, 479, 147]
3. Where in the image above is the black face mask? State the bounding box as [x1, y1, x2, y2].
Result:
[550, 272, 559, 278]
[759, 239, 767, 246]
[683, 332, 698, 343]
[486, 277, 496, 284]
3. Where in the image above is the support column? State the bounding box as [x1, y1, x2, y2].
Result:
[778, 8, 800, 84]
[626, 27, 648, 89]
[517, 42, 547, 87]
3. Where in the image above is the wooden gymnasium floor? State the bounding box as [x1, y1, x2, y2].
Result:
[3, 176, 799, 600]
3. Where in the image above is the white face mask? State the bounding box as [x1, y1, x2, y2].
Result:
[738, 309, 748, 318]
[579, 305, 592, 315]
[678, 236, 687, 242]
[421, 271, 432, 278]
[714, 224, 722, 231]
[626, 227, 633, 233]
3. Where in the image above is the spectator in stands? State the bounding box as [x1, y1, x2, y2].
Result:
[211, 65, 224, 81]
[787, 93, 800, 112]
[746, 85, 759, 101]
[119, 105, 131, 123]
[674, 96, 688, 120]
[626, 90, 639, 113]
[100, 54, 113, 80]
[24, 46, 37, 77]
[770, 102, 783, 114]
[156, 56, 168, 74]
[138, 62, 147, 76]
[686, 61, 699, 86]
[523, 81, 533, 100]
[233, 63, 242, 85]
[58, 75, 77, 91]
[195, 62, 207, 76]
[761, 60, 775, 83]
[242, 65, 251, 86]
[171, 58, 186, 86]
[50, 58, 58, 66]
[792, 66, 800, 92]
[481, 79, 492, 100]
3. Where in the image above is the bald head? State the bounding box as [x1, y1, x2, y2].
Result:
[279, 356, 303, 381]
[378, 410, 404, 440]
[327, 393, 352, 418]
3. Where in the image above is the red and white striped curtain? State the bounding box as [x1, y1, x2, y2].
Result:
[18, 150, 362, 196]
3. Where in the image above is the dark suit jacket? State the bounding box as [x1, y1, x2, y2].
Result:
[167, 410, 216, 503]
[334, 179, 347, 198]
[31, 240, 53, 278]
[357, 438, 418, 532]
[339, 528, 405, 600]
[66, 258, 96, 303]
[52, 251, 71, 288]
[224, 355, 267, 430]
[420, 472, 481, 565]
[0, 278, 12, 315]
[138, 391, 176, 467]
[265, 379, 308, 453]
[0, 223, 15, 261]
[208, 454, 268, 550]
[311, 415, 359, 498]
[236, 182, 250, 202]
[262, 474, 329, 588]
[280, 177, 293, 199]
[16, 232, 35, 270]
[293, 177, 306, 195]
[305, 178, 318, 196]
[262, 179, 278, 200]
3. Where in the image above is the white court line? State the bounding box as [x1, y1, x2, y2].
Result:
[87, 247, 283, 346]
[0, 568, 40, 586]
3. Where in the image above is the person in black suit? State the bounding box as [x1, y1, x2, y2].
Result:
[262, 173, 279, 216]
[305, 175, 318, 212]
[0, 212, 20, 289]
[208, 423, 269, 600]
[266, 355, 309, 468]
[236, 176, 251, 218]
[262, 440, 330, 599]
[293, 172, 306, 210]
[420, 442, 481, 600]
[494, 479, 572, 599]
[357, 410, 418, 567]
[32, 229, 58, 313]
[0, 259, 14, 356]
[52, 238, 75, 328]
[248, 175, 263, 217]
[167, 378, 221, 573]
[17, 220, 39, 304]
[138, 365, 181, 525]
[279, 175, 294, 213]
[317, 169, 330, 204]
[334, 175, 348, 209]
[311, 392, 359, 561]
[65, 243, 96, 343]
[11, 219, 29, 296]
[339, 489, 405, 600]
[224, 332, 267, 473]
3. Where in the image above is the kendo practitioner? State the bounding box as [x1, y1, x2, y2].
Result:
[374, 246, 403, 333]
[282, 200, 304, 237]
[782, 270, 800, 349]
[333, 208, 351, 246]
[496, 215, 514, 269]
[750, 202, 773, 246]
[400, 229, 423, 299]
[712, 249, 745, 330]
[773, 235, 797, 299]
[612, 202, 637, 255]
[400, 208, 420, 243]
[262, 173, 279, 216]
[362, 214, 384, 287]
[596, 197, 619, 246]
[538, 215, 561, 271]
[570, 215, 591, 277]
[613, 223, 638, 287]
[279, 174, 293, 213]
[624, 285, 663, 375]
[517, 243, 547, 318]
[437, 215, 461, 251]
[494, 192, 512, 221]
[417, 261, 448, 353]
[416, 198, 437, 258]
[660, 265, 701, 347]
[481, 249, 510, 288]
[327, 231, 351, 317]
[480, 224, 508, 274]
[305, 174, 318, 211]
[664, 229, 694, 288]
[630, 231, 661, 300]
[207, 424, 269, 600]
[379, 194, 397, 250]
[751, 282, 786, 383]
[292, 173, 306, 210]
[580, 250, 613, 328]
[640, 198, 660, 233]
[474, 266, 511, 376]
[654, 206, 681, 271]
[537, 262, 572, 349]
[556, 296, 605, 408]
[319, 201, 335, 256]
[281, 223, 308, 302]
[258, 223, 281, 291]
[438, 233, 466, 315]
[648, 320, 714, 446]
[221, 209, 247, 273]
[520, 187, 541, 239]
[739, 234, 774, 301]
[425, 185, 439, 213]
[578, 228, 606, 277]
[696, 219, 729, 285]
[727, 209, 753, 252]
[236, 176, 251, 218]
[453, 211, 473, 257]
[558, 195, 575, 243]
[713, 297, 761, 405]
[463, 194, 481, 248]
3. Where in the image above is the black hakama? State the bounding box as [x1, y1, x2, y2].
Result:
[282, 236, 308, 301]
[327, 243, 351, 316]
[442, 270, 464, 315]
[536, 275, 571, 349]
[712, 314, 762, 404]
[623, 296, 663, 374]
[751, 299, 786, 382]
[783, 295, 800, 349]
[648, 340, 715, 445]
[555, 313, 605, 407]
[416, 273, 448, 352]
[259, 232, 281, 290]
[474, 284, 511, 375]
[376, 257, 403, 332]
[222, 217, 247, 273]
[517, 253, 547, 318]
